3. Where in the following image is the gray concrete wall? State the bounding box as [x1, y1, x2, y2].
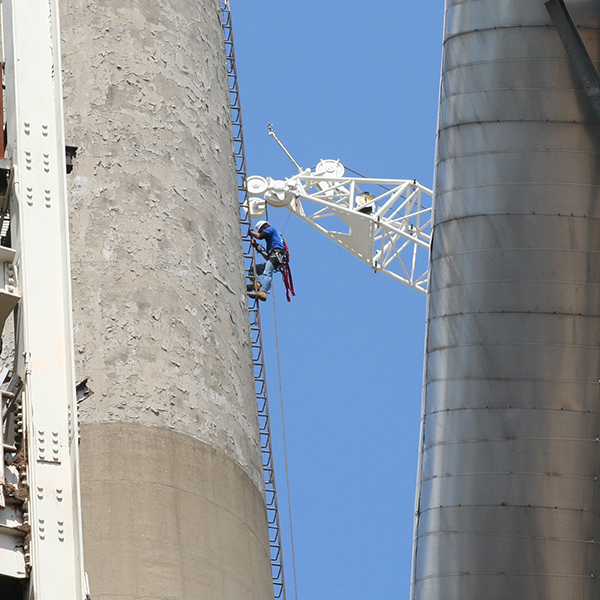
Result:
[59, 0, 273, 597]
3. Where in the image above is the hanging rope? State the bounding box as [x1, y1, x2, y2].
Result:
[272, 288, 300, 600]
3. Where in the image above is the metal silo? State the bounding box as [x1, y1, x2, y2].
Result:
[58, 1, 273, 598]
[412, 1, 600, 598]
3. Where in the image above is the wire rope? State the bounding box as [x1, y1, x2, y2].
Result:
[280, 209, 293, 235]
[271, 287, 300, 600]
[344, 165, 392, 191]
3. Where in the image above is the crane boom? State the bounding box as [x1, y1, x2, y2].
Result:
[247, 160, 432, 293]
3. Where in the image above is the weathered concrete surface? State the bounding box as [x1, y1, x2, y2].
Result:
[58, 0, 272, 596]
[80, 423, 272, 600]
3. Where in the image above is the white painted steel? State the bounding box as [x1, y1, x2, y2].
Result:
[0, 364, 26, 580]
[0, 247, 20, 333]
[0, 504, 26, 578]
[0, 277, 24, 579]
[413, 1, 600, 599]
[247, 165, 432, 293]
[2, 0, 86, 596]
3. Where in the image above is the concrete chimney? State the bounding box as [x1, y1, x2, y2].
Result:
[59, 1, 273, 597]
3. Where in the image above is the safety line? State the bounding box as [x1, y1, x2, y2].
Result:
[272, 289, 300, 600]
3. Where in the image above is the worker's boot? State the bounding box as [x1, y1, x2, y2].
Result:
[248, 290, 267, 302]
[247, 280, 261, 292]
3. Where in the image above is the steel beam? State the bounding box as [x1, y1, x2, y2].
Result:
[545, 0, 600, 124]
[1, 0, 87, 596]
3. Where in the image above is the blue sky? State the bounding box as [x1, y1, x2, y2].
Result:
[230, 2, 444, 598]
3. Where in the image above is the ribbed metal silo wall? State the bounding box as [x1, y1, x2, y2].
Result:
[58, 1, 273, 598]
[412, 1, 600, 599]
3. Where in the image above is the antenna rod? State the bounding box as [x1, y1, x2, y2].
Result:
[268, 123, 302, 172]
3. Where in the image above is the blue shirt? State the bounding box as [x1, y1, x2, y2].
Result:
[261, 225, 285, 252]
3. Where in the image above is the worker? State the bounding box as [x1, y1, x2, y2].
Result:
[248, 220, 285, 301]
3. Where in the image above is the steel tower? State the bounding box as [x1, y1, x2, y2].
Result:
[413, 1, 600, 598]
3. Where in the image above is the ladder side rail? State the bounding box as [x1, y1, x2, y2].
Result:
[220, 4, 287, 599]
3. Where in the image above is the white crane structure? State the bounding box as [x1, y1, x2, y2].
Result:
[0, 0, 88, 596]
[246, 159, 433, 294]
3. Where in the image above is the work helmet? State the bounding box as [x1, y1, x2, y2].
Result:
[255, 220, 269, 231]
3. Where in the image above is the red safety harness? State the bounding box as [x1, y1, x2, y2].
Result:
[279, 239, 295, 302]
